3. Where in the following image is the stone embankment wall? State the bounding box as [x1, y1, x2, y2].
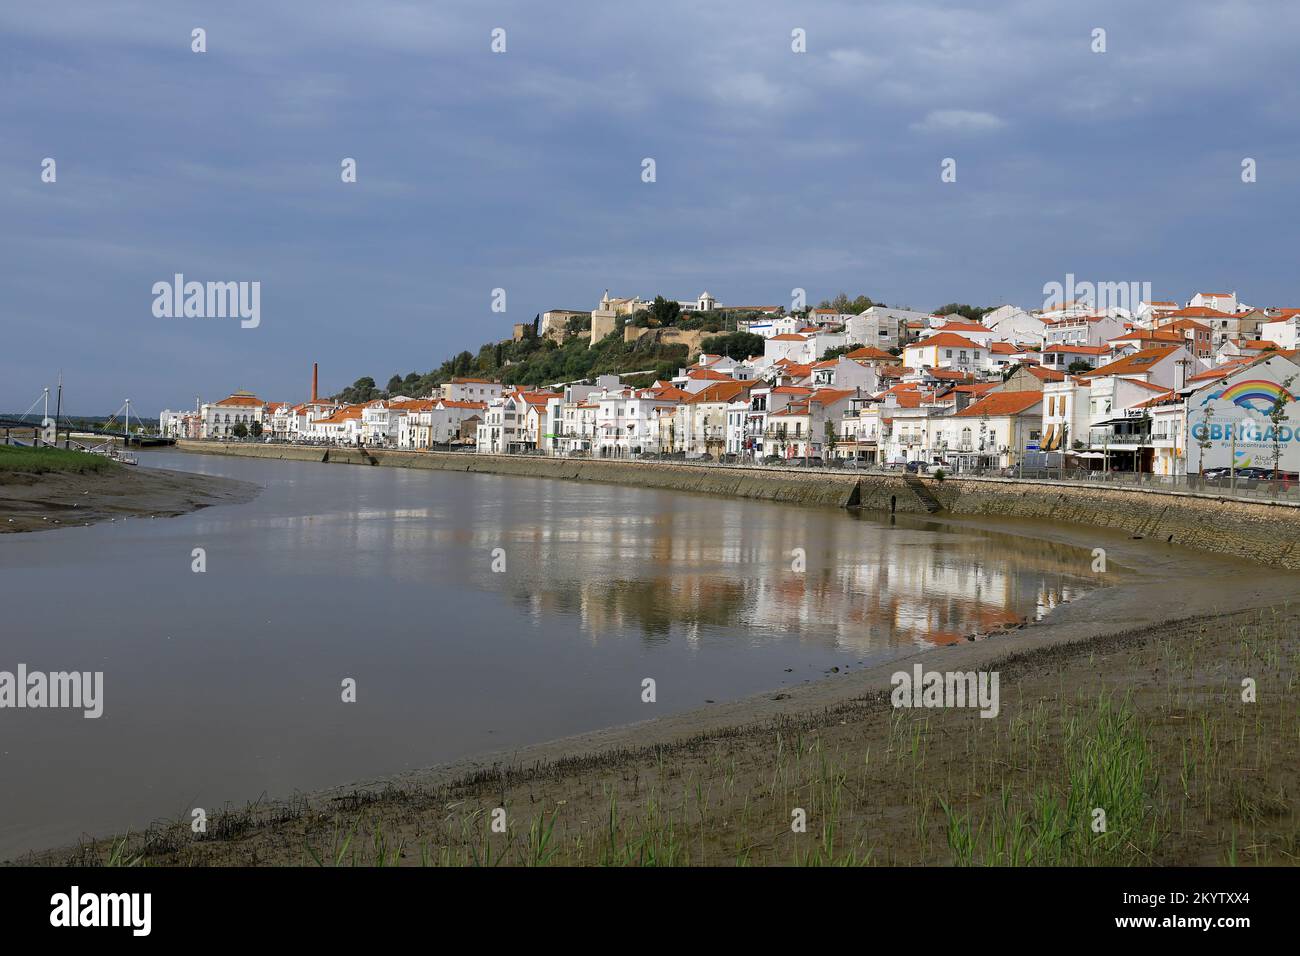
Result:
[175, 442, 1300, 569]
[931, 477, 1300, 569]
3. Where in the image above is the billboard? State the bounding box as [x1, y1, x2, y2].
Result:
[1186, 356, 1300, 473]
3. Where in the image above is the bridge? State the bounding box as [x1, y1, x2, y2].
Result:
[1, 386, 173, 459]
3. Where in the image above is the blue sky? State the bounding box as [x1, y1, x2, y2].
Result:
[3, 0, 1298, 414]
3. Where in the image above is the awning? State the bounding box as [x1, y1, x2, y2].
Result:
[1042, 424, 1057, 451]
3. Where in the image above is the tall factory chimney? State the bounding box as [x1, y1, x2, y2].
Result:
[312, 363, 319, 404]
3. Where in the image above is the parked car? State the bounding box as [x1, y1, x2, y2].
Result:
[565, 449, 589, 458]
[904, 460, 923, 474]
[719, 453, 739, 464]
[761, 454, 783, 465]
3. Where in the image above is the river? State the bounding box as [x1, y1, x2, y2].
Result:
[0, 450, 1098, 858]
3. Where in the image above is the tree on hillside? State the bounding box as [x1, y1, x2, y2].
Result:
[700, 331, 765, 360]
[386, 374, 404, 395]
[336, 376, 380, 404]
[1067, 360, 1094, 374]
[648, 295, 681, 327]
[935, 303, 993, 322]
[817, 293, 875, 314]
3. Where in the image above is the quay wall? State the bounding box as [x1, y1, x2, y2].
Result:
[175, 441, 1300, 570]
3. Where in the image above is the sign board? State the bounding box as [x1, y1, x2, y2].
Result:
[1186, 355, 1300, 473]
[1025, 442, 1040, 451]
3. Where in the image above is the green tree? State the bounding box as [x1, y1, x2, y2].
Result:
[700, 331, 765, 360]
[1196, 402, 1214, 477]
[1268, 374, 1297, 475]
[824, 419, 839, 458]
[1067, 360, 1094, 374]
[934, 303, 993, 322]
[249, 421, 263, 438]
[648, 295, 681, 327]
[232, 421, 249, 439]
[816, 293, 875, 314]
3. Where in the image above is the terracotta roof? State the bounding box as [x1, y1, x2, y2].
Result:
[1132, 390, 1178, 409]
[1043, 344, 1110, 354]
[846, 346, 898, 361]
[641, 385, 691, 402]
[926, 369, 976, 381]
[769, 333, 809, 342]
[1163, 307, 1232, 319]
[909, 333, 980, 349]
[685, 380, 754, 404]
[808, 388, 857, 405]
[215, 393, 263, 407]
[1109, 329, 1183, 344]
[953, 390, 1043, 418]
[1164, 318, 1212, 333]
[1081, 346, 1182, 379]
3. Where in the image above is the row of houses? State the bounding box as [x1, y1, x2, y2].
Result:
[166, 287, 1300, 476]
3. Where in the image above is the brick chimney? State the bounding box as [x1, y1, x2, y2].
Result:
[312, 363, 318, 404]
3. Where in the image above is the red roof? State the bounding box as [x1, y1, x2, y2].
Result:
[953, 391, 1043, 418]
[1081, 345, 1182, 379]
[910, 333, 980, 349]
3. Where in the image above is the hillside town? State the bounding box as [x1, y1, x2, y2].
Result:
[159, 288, 1300, 477]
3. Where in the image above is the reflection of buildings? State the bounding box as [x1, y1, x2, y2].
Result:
[475, 501, 1098, 654]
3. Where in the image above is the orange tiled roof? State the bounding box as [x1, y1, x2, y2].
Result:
[953, 390, 1043, 418]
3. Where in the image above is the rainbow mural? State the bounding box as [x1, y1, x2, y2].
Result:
[1205, 379, 1294, 412]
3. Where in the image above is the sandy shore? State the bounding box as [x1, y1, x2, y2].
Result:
[0, 464, 258, 533]
[15, 502, 1298, 866]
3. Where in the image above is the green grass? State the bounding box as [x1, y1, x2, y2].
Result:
[0, 444, 119, 475]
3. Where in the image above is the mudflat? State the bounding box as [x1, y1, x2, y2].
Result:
[0, 464, 258, 533]
[23, 599, 1297, 866]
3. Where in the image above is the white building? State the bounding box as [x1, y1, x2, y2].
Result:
[200, 391, 266, 439]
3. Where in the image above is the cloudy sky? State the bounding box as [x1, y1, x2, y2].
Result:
[3, 0, 1298, 413]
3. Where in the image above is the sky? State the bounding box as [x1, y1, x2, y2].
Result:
[3, 0, 1299, 415]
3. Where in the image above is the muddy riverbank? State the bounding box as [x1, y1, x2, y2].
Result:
[0, 464, 257, 533]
